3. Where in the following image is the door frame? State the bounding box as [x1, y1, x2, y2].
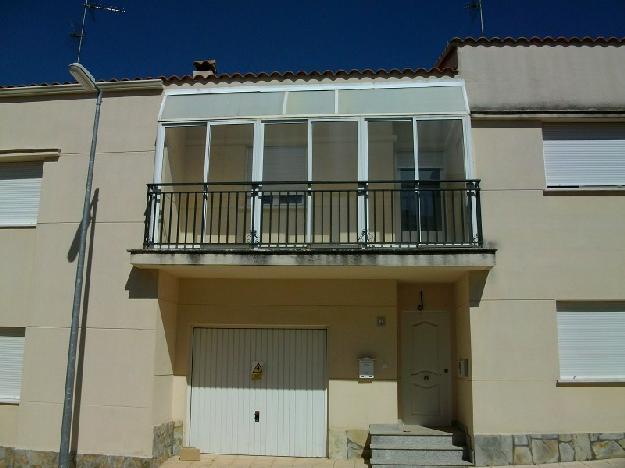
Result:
[398, 309, 452, 427]
[185, 324, 329, 455]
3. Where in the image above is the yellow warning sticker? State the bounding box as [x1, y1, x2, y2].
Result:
[251, 361, 264, 380]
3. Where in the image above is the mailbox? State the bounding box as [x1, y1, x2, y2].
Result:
[358, 357, 375, 380]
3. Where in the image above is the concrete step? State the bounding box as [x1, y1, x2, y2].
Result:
[371, 435, 457, 448]
[370, 447, 467, 465]
[371, 444, 465, 452]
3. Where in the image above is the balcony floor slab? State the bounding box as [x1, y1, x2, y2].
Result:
[129, 247, 495, 281]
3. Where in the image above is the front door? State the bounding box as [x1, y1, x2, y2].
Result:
[400, 310, 452, 426]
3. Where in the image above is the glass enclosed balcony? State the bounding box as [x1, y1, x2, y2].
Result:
[144, 101, 483, 250]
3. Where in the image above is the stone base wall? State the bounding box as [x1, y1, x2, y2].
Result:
[328, 427, 370, 460]
[152, 420, 183, 466]
[474, 432, 625, 466]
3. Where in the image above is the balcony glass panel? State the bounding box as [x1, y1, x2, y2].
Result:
[367, 120, 415, 243]
[206, 123, 254, 244]
[159, 125, 206, 245]
[260, 122, 308, 244]
[311, 121, 359, 243]
[417, 119, 468, 244]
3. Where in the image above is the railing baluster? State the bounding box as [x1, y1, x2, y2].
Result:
[192, 192, 198, 245]
[175, 193, 181, 246]
[167, 193, 173, 246]
[242, 187, 248, 243]
[475, 181, 483, 247]
[286, 191, 290, 245]
[234, 191, 239, 244]
[450, 188, 456, 245]
[184, 193, 189, 246]
[442, 186, 448, 246]
[225, 192, 231, 244]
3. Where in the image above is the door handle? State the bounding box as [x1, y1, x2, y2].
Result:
[254, 410, 260, 422]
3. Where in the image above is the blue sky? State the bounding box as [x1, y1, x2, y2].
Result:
[1, 0, 625, 86]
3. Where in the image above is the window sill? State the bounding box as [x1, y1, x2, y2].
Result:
[0, 148, 60, 163]
[544, 187, 625, 196]
[557, 378, 625, 386]
[0, 224, 36, 229]
[0, 398, 20, 405]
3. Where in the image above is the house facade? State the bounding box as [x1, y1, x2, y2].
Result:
[0, 37, 624, 467]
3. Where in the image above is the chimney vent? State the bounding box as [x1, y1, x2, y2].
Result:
[193, 59, 217, 78]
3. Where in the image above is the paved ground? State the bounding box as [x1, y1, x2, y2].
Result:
[161, 454, 367, 467]
[162, 455, 625, 468]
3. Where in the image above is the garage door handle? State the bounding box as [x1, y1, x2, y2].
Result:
[254, 411, 260, 422]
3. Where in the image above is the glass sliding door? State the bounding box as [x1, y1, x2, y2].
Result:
[205, 122, 254, 244]
[260, 122, 308, 245]
[367, 120, 415, 243]
[310, 120, 359, 244]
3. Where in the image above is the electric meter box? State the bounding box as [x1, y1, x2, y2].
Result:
[358, 357, 375, 380]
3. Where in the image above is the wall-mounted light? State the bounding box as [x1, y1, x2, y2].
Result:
[417, 289, 424, 311]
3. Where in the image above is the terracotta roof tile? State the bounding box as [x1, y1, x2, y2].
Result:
[434, 36, 625, 68]
[0, 67, 456, 90]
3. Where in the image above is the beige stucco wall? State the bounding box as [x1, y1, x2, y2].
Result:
[458, 45, 625, 111]
[0, 90, 164, 458]
[469, 120, 625, 435]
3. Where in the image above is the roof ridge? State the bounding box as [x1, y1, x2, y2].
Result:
[434, 35, 625, 68]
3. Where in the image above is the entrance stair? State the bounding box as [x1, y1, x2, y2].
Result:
[369, 424, 472, 467]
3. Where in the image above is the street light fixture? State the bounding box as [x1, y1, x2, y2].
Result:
[58, 63, 102, 468]
[68, 62, 98, 91]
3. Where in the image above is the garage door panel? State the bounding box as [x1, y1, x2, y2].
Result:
[190, 328, 327, 457]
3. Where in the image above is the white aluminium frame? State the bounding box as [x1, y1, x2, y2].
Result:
[152, 110, 475, 245]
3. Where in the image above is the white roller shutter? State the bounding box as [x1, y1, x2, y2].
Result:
[0, 329, 25, 402]
[543, 124, 625, 186]
[557, 303, 625, 381]
[0, 162, 43, 226]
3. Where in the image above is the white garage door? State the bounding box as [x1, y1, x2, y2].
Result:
[189, 328, 327, 457]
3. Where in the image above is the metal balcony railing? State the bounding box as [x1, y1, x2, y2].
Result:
[142, 180, 483, 250]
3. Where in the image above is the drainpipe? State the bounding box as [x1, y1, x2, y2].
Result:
[58, 63, 101, 468]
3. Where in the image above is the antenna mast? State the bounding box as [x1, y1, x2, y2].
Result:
[466, 0, 485, 36]
[70, 0, 126, 63]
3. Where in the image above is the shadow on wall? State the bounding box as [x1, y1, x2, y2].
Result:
[65, 188, 99, 458]
[125, 267, 158, 299]
[469, 271, 488, 307]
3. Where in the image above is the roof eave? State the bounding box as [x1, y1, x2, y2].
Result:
[0, 79, 164, 98]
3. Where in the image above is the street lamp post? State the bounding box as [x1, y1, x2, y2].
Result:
[58, 63, 102, 468]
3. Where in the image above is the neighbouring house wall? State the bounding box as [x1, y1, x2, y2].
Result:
[457, 44, 625, 111]
[0, 91, 166, 462]
[468, 120, 625, 463]
[0, 228, 36, 448]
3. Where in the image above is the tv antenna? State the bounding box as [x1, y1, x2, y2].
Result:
[466, 0, 485, 36]
[70, 0, 126, 63]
